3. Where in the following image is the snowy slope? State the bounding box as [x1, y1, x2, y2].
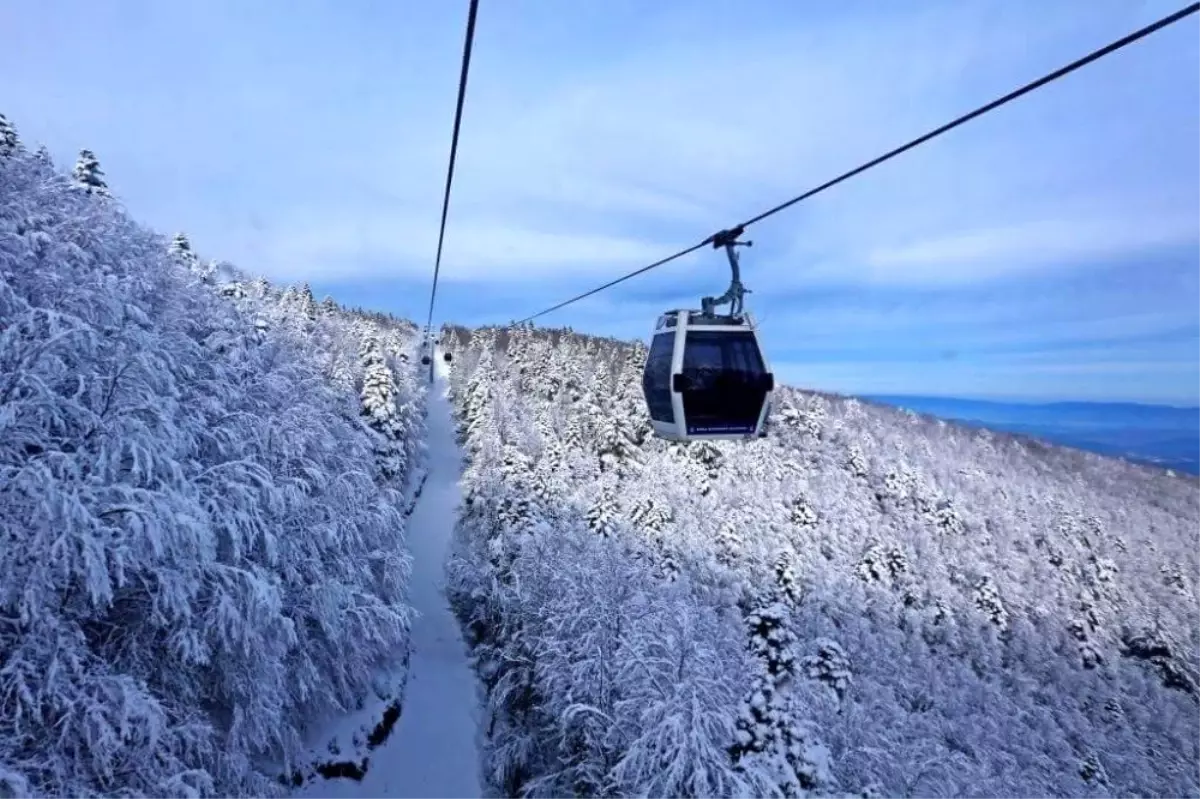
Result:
[0, 118, 426, 798]
[444, 324, 1200, 798]
[296, 357, 483, 798]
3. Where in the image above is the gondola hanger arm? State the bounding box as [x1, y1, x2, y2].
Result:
[701, 226, 753, 319]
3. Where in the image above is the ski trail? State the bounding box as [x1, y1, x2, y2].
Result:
[298, 359, 482, 798]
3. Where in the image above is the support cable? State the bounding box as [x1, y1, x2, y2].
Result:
[512, 3, 1198, 326]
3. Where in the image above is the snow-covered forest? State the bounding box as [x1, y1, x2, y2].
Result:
[444, 324, 1200, 798]
[4, 105, 1199, 798]
[0, 116, 428, 797]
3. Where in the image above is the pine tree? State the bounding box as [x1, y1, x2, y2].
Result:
[746, 602, 797, 679]
[586, 486, 620, 539]
[299, 282, 317, 319]
[800, 638, 852, 701]
[972, 575, 1009, 631]
[630, 496, 672, 534]
[788, 494, 819, 528]
[72, 149, 110, 195]
[596, 411, 638, 472]
[773, 551, 802, 607]
[220, 281, 247, 300]
[359, 335, 407, 481]
[1079, 752, 1110, 789]
[731, 599, 832, 795]
[715, 520, 743, 567]
[855, 542, 909, 587]
[0, 113, 20, 157]
[563, 413, 585, 451]
[690, 440, 723, 495]
[168, 232, 198, 266]
[250, 276, 270, 299]
[612, 343, 650, 444]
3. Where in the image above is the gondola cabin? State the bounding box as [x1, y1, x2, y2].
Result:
[443, 351, 453, 363]
[641, 309, 774, 442]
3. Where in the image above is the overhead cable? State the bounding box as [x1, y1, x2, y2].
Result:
[424, 0, 481, 338]
[513, 2, 1199, 325]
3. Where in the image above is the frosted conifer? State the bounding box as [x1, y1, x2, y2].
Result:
[0, 113, 19, 156]
[72, 148, 109, 195]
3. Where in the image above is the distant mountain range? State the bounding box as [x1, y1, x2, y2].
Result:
[862, 395, 1200, 475]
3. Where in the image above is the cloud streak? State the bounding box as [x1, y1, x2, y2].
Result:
[4, 0, 1196, 402]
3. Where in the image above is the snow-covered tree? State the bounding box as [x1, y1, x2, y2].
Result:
[439, 320, 1200, 799]
[774, 551, 803, 607]
[360, 334, 408, 481]
[595, 410, 639, 472]
[167, 231, 198, 266]
[0, 113, 19, 156]
[72, 148, 109, 195]
[731, 601, 834, 796]
[299, 282, 317, 319]
[0, 132, 427, 796]
[585, 485, 620, 538]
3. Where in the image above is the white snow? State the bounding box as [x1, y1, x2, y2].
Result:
[298, 358, 482, 798]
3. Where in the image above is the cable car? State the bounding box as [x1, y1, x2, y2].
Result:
[641, 227, 774, 442]
[443, 351, 453, 363]
[420, 330, 434, 365]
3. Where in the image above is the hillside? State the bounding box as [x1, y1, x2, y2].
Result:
[444, 324, 1200, 798]
[0, 125, 427, 796]
[4, 105, 1199, 798]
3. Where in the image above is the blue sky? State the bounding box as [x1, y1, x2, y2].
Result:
[4, 0, 1198, 404]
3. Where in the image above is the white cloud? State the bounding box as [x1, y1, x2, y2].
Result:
[1012, 359, 1198, 375]
[513, 4, 1192, 298]
[56, 0, 1186, 299]
[772, 355, 1199, 404]
[245, 210, 677, 283]
[856, 213, 1198, 284]
[245, 2, 1116, 285]
[7, 0, 1195, 404]
[763, 304, 1199, 353]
